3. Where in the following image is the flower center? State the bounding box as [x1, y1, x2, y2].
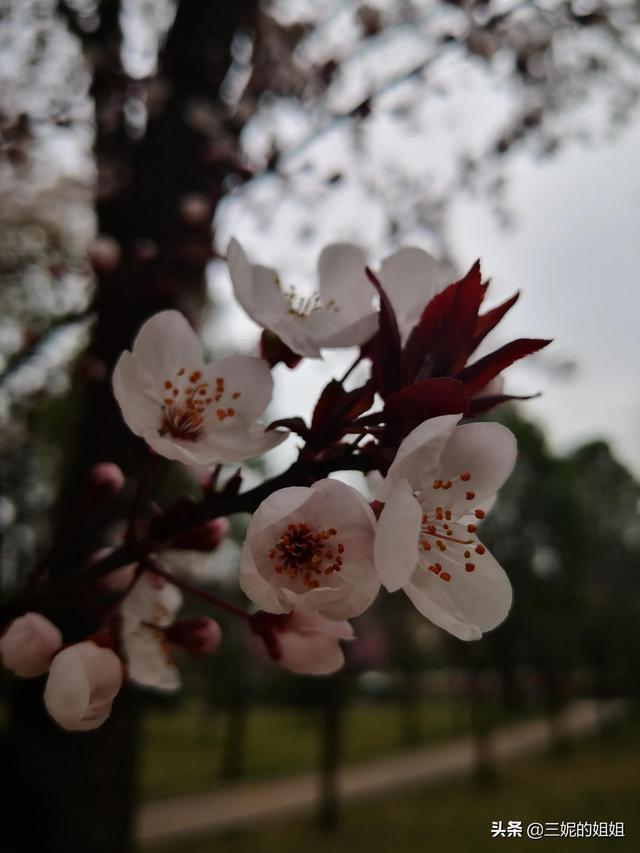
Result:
[268, 522, 345, 589]
[283, 286, 339, 319]
[417, 469, 488, 583]
[159, 368, 241, 441]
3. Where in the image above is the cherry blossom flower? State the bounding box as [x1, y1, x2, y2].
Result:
[239, 478, 379, 620]
[251, 610, 354, 675]
[113, 310, 286, 465]
[44, 641, 124, 731]
[119, 573, 183, 690]
[374, 414, 516, 640]
[227, 238, 379, 358]
[0, 613, 63, 678]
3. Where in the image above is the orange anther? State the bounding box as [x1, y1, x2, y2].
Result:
[190, 371, 202, 382]
[164, 380, 172, 389]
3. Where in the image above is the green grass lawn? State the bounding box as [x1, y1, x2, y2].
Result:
[140, 696, 473, 800]
[155, 717, 640, 853]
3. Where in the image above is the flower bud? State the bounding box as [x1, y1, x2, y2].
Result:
[259, 329, 302, 369]
[91, 548, 137, 592]
[88, 236, 121, 273]
[88, 463, 125, 502]
[170, 517, 230, 552]
[0, 613, 63, 678]
[166, 617, 222, 657]
[179, 193, 210, 226]
[44, 641, 124, 731]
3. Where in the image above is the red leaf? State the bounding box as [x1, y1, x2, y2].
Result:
[467, 392, 540, 417]
[309, 379, 375, 446]
[365, 267, 403, 397]
[267, 417, 309, 439]
[384, 377, 468, 438]
[457, 338, 552, 393]
[403, 260, 484, 382]
[470, 291, 520, 354]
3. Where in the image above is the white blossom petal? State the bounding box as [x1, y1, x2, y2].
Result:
[120, 575, 183, 691]
[405, 538, 512, 640]
[227, 238, 289, 323]
[378, 413, 462, 499]
[132, 311, 204, 383]
[435, 422, 517, 515]
[374, 480, 422, 592]
[378, 247, 449, 340]
[275, 612, 354, 675]
[112, 351, 163, 438]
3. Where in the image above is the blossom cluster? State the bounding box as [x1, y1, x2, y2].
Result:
[0, 238, 550, 731]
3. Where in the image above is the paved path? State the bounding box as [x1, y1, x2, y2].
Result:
[136, 698, 623, 847]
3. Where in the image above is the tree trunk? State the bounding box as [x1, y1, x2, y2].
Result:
[316, 673, 345, 831]
[2, 2, 258, 850]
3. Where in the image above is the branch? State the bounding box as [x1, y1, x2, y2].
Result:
[0, 449, 373, 626]
[0, 307, 95, 391]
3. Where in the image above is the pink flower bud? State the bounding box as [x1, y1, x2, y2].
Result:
[44, 641, 124, 731]
[0, 613, 63, 678]
[166, 617, 222, 657]
[259, 329, 302, 369]
[88, 463, 125, 501]
[179, 193, 211, 226]
[92, 548, 137, 592]
[170, 517, 230, 551]
[88, 236, 121, 273]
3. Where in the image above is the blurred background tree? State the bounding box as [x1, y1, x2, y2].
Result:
[1, 1, 640, 852]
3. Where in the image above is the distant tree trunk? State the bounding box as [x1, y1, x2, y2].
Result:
[316, 673, 345, 831]
[219, 695, 250, 780]
[541, 665, 571, 757]
[468, 668, 497, 784]
[397, 670, 422, 747]
[2, 2, 258, 851]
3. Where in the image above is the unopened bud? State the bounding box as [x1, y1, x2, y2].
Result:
[166, 617, 222, 657]
[92, 549, 137, 592]
[170, 517, 230, 551]
[88, 463, 125, 502]
[179, 193, 211, 226]
[88, 236, 121, 273]
[0, 613, 63, 678]
[260, 329, 302, 369]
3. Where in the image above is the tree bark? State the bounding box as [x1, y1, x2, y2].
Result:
[2, 2, 258, 850]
